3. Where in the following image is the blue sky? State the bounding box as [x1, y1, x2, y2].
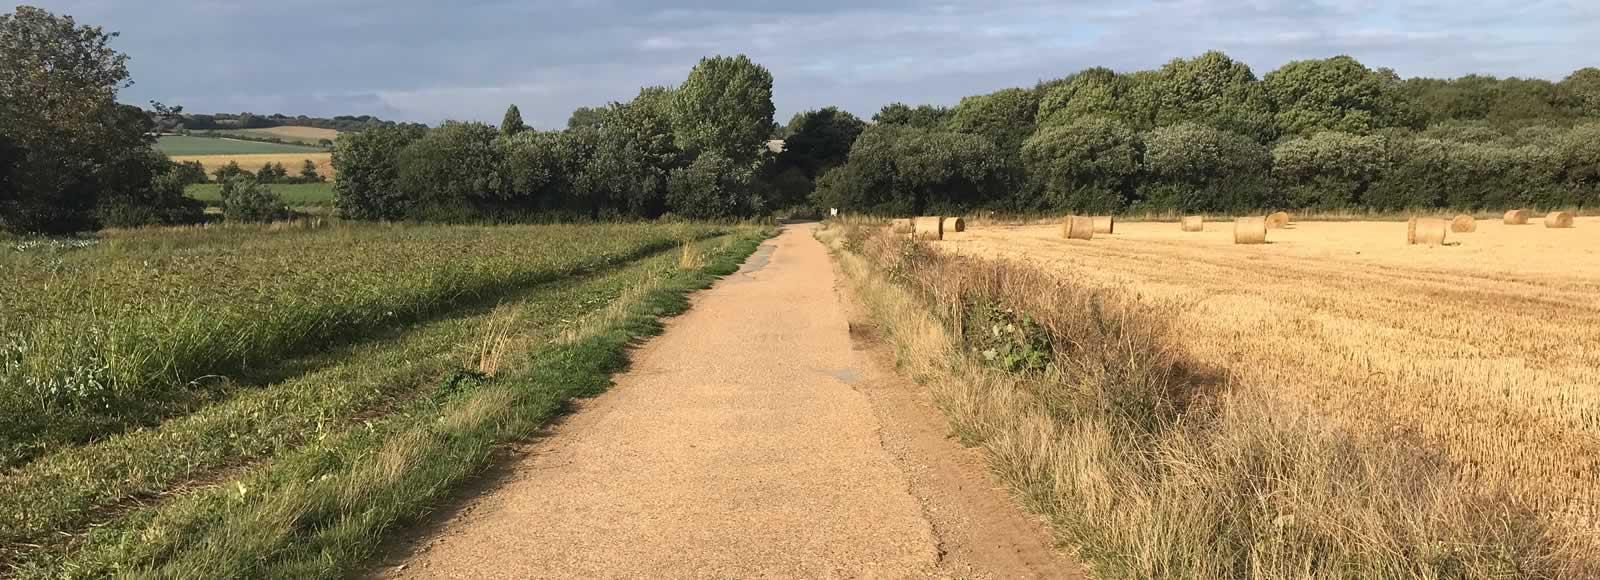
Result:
[26, 0, 1600, 128]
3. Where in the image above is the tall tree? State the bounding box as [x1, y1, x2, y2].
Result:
[0, 5, 149, 233]
[671, 54, 775, 164]
[948, 88, 1039, 157]
[567, 106, 606, 130]
[1560, 68, 1600, 116]
[1149, 51, 1275, 141]
[1264, 56, 1425, 136]
[780, 107, 865, 179]
[873, 103, 952, 129]
[500, 104, 527, 136]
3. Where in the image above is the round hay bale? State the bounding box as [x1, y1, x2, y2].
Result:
[1503, 209, 1529, 225]
[1061, 216, 1094, 241]
[1545, 211, 1575, 228]
[1234, 217, 1267, 244]
[1265, 211, 1291, 229]
[1408, 217, 1448, 246]
[1450, 214, 1476, 233]
[1092, 216, 1115, 234]
[889, 218, 914, 234]
[942, 216, 966, 233]
[1180, 216, 1204, 232]
[912, 216, 944, 240]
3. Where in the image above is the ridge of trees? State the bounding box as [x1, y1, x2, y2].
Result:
[819, 51, 1600, 215]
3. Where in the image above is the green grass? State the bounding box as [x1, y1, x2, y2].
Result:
[192, 129, 333, 147]
[1, 226, 769, 578]
[0, 222, 724, 467]
[156, 135, 327, 156]
[185, 182, 335, 206]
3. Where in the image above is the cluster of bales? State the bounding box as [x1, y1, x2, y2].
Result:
[891, 208, 1577, 247]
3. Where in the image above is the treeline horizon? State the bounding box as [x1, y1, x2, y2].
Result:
[813, 52, 1600, 216]
[5, 1, 1599, 235]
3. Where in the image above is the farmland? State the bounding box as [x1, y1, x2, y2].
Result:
[0, 221, 769, 576]
[192, 126, 340, 146]
[829, 215, 1600, 578]
[170, 152, 336, 179]
[156, 135, 329, 155]
[186, 181, 335, 206]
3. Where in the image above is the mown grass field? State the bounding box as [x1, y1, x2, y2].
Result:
[156, 135, 329, 156]
[186, 182, 336, 206]
[825, 217, 1600, 579]
[0, 221, 769, 576]
[192, 126, 339, 146]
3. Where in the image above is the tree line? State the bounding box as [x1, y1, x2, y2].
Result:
[815, 52, 1600, 215]
[6, 3, 1600, 235]
[333, 56, 781, 221]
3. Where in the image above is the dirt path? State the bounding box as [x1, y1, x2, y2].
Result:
[374, 224, 1085, 579]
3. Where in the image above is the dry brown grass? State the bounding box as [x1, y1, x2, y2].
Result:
[826, 222, 1600, 578]
[170, 153, 336, 178]
[922, 218, 1600, 576]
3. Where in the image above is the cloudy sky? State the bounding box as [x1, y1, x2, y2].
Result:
[28, 0, 1600, 128]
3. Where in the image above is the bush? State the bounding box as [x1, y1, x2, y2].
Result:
[172, 160, 209, 185]
[212, 160, 251, 183]
[220, 177, 290, 222]
[95, 171, 205, 228]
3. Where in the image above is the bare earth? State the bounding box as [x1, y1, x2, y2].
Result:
[374, 224, 1084, 579]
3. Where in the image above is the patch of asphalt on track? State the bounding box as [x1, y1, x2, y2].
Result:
[373, 224, 1085, 579]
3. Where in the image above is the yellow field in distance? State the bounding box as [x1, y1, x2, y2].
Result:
[170, 153, 335, 178]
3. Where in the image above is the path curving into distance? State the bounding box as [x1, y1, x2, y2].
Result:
[374, 224, 1085, 579]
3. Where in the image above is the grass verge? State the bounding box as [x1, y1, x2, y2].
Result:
[10, 229, 769, 579]
[819, 223, 1588, 580]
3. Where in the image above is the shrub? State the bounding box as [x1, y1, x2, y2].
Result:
[396, 121, 501, 218]
[220, 177, 289, 222]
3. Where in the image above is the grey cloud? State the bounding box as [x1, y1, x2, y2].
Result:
[25, 0, 1599, 127]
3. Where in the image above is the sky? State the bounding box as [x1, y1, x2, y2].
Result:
[26, 0, 1600, 129]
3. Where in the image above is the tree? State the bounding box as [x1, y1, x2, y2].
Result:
[88, 147, 203, 228]
[666, 151, 760, 219]
[213, 160, 250, 182]
[1020, 117, 1142, 213]
[1270, 132, 1388, 208]
[567, 106, 606, 130]
[500, 104, 527, 136]
[873, 103, 952, 129]
[1149, 51, 1275, 141]
[948, 88, 1038, 157]
[1037, 68, 1152, 129]
[1560, 68, 1600, 116]
[1264, 56, 1425, 136]
[332, 124, 427, 220]
[1140, 123, 1271, 211]
[671, 54, 775, 164]
[781, 107, 865, 177]
[814, 125, 1005, 214]
[299, 159, 322, 182]
[0, 6, 150, 234]
[172, 160, 209, 185]
[396, 121, 501, 219]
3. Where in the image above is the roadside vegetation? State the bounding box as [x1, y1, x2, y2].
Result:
[1, 222, 769, 576]
[820, 222, 1596, 579]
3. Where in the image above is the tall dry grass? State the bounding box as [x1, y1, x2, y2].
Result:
[823, 224, 1594, 579]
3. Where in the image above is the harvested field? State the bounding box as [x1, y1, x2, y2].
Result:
[170, 152, 335, 178]
[933, 217, 1600, 565]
